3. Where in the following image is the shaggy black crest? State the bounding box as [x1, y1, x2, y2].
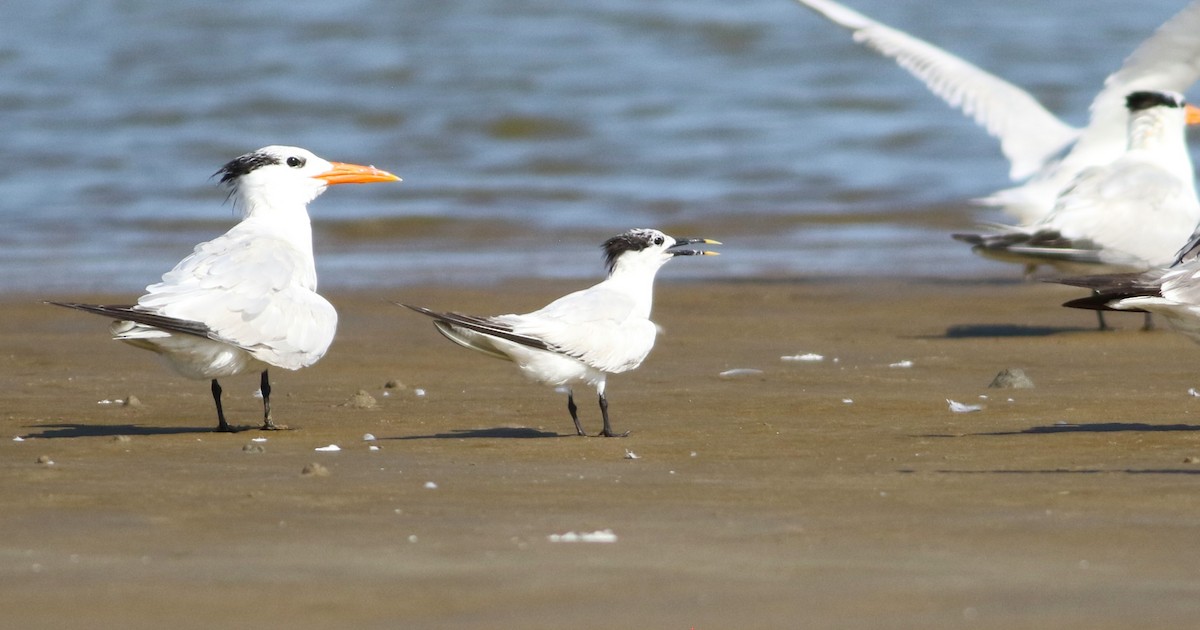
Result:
[602, 229, 663, 272]
[215, 151, 282, 185]
[1126, 90, 1184, 112]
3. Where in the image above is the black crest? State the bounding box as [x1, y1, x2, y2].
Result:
[214, 150, 281, 185]
[602, 229, 662, 272]
[1126, 91, 1184, 112]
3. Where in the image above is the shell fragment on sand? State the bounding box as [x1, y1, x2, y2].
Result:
[947, 399, 984, 413]
[782, 353, 824, 362]
[548, 529, 618, 543]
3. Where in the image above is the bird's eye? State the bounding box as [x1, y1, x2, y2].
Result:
[286, 156, 305, 168]
[653, 236, 664, 246]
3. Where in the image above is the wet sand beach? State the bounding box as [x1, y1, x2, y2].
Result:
[6, 277, 1200, 628]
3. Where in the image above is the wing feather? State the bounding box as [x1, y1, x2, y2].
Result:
[132, 226, 336, 369]
[45, 302, 216, 338]
[1076, 1, 1200, 164]
[794, 0, 1079, 179]
[400, 304, 551, 352]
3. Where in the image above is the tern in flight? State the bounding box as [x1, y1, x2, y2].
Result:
[955, 91, 1200, 329]
[953, 91, 1200, 277]
[794, 0, 1200, 223]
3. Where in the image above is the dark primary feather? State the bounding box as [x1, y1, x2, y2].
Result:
[400, 304, 552, 352]
[1051, 272, 1156, 292]
[1051, 272, 1162, 312]
[46, 302, 215, 338]
[952, 228, 1090, 252]
[1170, 228, 1200, 266]
[952, 228, 1106, 264]
[1062, 293, 1151, 312]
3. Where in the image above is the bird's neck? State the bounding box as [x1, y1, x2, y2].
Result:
[243, 202, 314, 243]
[1127, 109, 1187, 156]
[605, 264, 661, 318]
[237, 201, 319, 288]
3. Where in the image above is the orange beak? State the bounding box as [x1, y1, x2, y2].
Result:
[1187, 104, 1200, 126]
[314, 162, 401, 185]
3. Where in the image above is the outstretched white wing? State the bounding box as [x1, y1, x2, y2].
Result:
[794, 0, 1080, 180]
[1073, 1, 1200, 170]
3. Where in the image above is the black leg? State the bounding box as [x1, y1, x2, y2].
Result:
[212, 379, 233, 432]
[597, 391, 628, 438]
[1094, 294, 1110, 332]
[566, 391, 585, 436]
[1142, 312, 1154, 332]
[259, 370, 285, 430]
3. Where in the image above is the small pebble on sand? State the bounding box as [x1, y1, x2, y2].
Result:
[301, 463, 330, 477]
[989, 368, 1034, 389]
[341, 390, 377, 409]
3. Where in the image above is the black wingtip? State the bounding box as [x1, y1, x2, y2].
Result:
[1062, 295, 1147, 313]
[950, 233, 984, 245]
[396, 303, 437, 317]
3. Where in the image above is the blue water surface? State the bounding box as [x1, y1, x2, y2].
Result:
[0, 0, 1194, 292]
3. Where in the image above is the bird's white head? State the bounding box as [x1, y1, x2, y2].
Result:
[602, 228, 720, 278]
[215, 145, 400, 218]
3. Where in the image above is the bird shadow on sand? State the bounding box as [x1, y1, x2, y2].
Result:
[389, 427, 564, 440]
[916, 323, 1091, 339]
[921, 421, 1200, 438]
[21, 423, 241, 439]
[922, 468, 1200, 476]
[980, 422, 1200, 435]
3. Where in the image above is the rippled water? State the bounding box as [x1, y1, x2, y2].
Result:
[0, 0, 1194, 292]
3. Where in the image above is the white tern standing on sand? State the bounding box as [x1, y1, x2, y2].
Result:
[50, 146, 400, 432]
[794, 0, 1200, 224]
[401, 228, 719, 437]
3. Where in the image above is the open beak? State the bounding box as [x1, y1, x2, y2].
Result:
[1187, 104, 1200, 126]
[669, 237, 721, 257]
[314, 162, 401, 185]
